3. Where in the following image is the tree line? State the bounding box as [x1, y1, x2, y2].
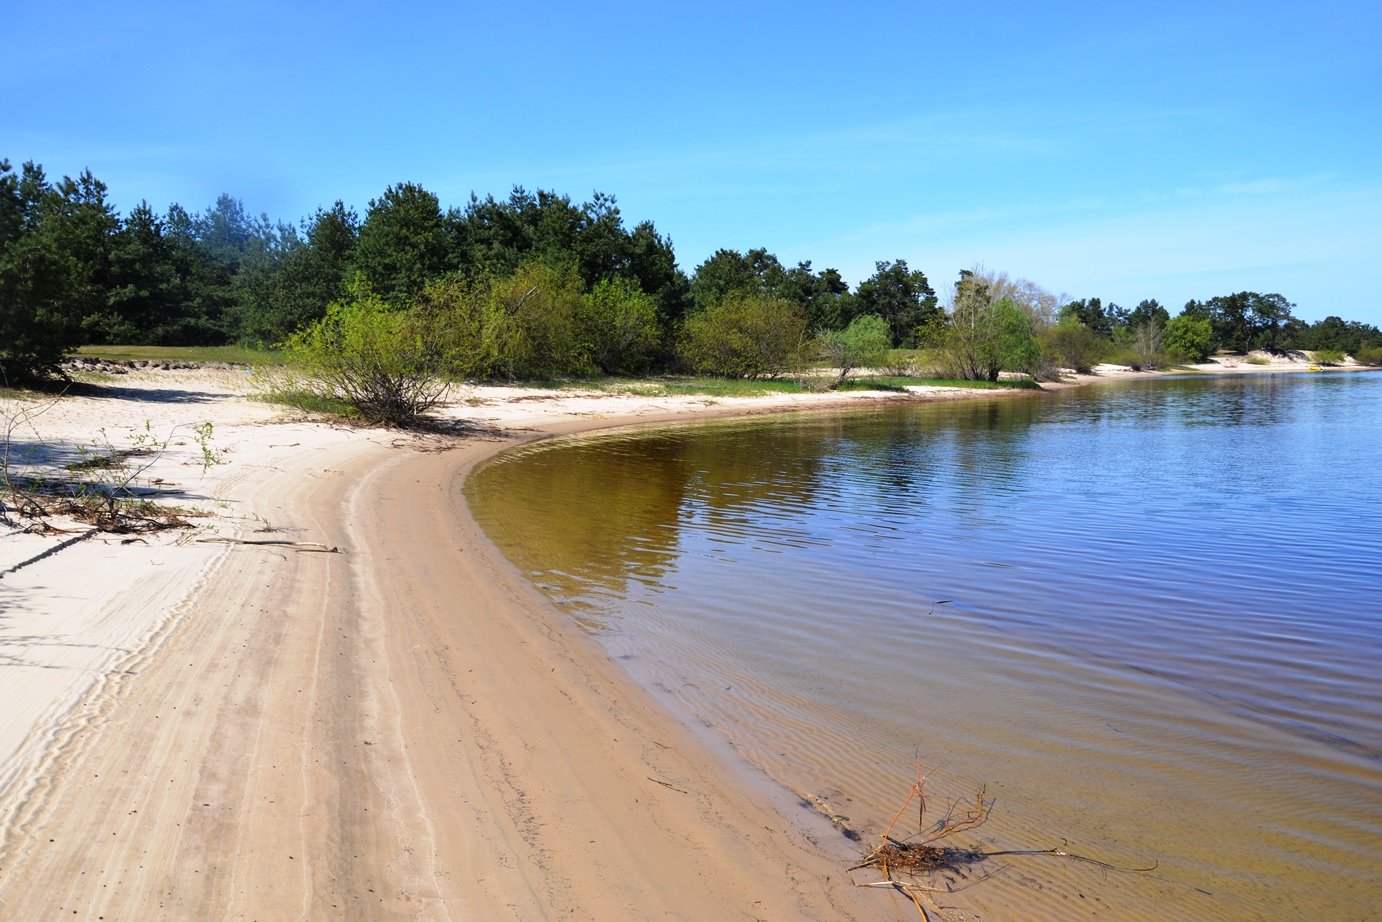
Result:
[4, 156, 1381, 386]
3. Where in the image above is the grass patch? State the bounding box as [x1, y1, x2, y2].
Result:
[643, 377, 806, 397]
[258, 385, 358, 417]
[496, 375, 807, 398]
[74, 344, 287, 366]
[842, 375, 1041, 391]
[1243, 355, 1272, 366]
[484, 373, 1042, 399]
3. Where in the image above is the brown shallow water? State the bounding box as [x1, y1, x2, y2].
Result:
[467, 373, 1382, 921]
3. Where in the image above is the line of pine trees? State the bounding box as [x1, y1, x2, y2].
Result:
[4, 157, 1381, 382]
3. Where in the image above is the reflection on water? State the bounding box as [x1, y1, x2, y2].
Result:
[467, 372, 1382, 921]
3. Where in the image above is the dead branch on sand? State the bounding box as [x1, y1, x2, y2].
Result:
[195, 537, 339, 553]
[847, 765, 1155, 919]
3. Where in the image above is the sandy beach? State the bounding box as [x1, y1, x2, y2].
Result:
[0, 353, 1367, 920]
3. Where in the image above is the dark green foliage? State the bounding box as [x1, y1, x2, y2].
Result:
[1201, 291, 1296, 353]
[158, 202, 234, 344]
[353, 182, 449, 304]
[1296, 315, 1382, 354]
[688, 248, 854, 334]
[235, 202, 358, 344]
[1059, 297, 1115, 338]
[0, 160, 117, 379]
[688, 247, 780, 312]
[96, 201, 183, 343]
[626, 220, 692, 329]
[1128, 299, 1170, 332]
[781, 264, 852, 331]
[7, 155, 1382, 388]
[852, 260, 940, 347]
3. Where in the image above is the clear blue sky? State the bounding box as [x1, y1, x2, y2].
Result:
[11, 0, 1381, 324]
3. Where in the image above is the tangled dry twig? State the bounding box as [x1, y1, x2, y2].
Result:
[847, 765, 1155, 919]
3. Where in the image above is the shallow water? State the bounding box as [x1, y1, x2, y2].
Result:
[466, 372, 1382, 921]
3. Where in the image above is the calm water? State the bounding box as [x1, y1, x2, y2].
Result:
[466, 372, 1382, 921]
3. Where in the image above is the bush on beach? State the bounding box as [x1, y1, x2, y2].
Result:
[677, 294, 810, 379]
[283, 283, 460, 427]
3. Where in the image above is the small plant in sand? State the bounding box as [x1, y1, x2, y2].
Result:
[1, 400, 220, 534]
[1, 388, 73, 528]
[847, 765, 1156, 919]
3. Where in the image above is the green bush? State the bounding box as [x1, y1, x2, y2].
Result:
[818, 314, 892, 386]
[482, 262, 590, 380]
[1163, 314, 1214, 363]
[1312, 349, 1345, 366]
[934, 296, 1040, 382]
[578, 277, 661, 375]
[678, 294, 809, 379]
[1354, 346, 1382, 366]
[1040, 318, 1104, 373]
[283, 284, 458, 426]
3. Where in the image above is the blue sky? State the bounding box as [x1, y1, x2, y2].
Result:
[11, 1, 1381, 324]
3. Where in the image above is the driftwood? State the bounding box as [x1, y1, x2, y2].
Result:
[195, 537, 339, 553]
[847, 766, 1155, 919]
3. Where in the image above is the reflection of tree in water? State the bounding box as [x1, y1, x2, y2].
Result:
[469, 400, 1051, 610]
[826, 398, 1041, 532]
[468, 436, 690, 602]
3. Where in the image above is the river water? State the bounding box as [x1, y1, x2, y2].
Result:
[466, 372, 1382, 921]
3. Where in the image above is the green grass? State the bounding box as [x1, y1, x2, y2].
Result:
[257, 385, 357, 417]
[487, 373, 1039, 398]
[840, 375, 1041, 391]
[74, 344, 287, 366]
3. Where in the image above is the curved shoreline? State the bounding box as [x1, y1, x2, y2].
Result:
[2, 362, 1376, 919]
[1, 377, 924, 919]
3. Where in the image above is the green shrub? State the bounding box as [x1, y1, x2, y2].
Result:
[1355, 346, 1382, 366]
[283, 285, 458, 426]
[1312, 349, 1345, 366]
[818, 314, 892, 386]
[678, 294, 810, 379]
[482, 262, 590, 380]
[1040, 318, 1104, 373]
[578, 277, 661, 375]
[1163, 315, 1214, 363]
[935, 297, 1040, 381]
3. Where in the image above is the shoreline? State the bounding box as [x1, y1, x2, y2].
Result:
[0, 358, 1375, 918]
